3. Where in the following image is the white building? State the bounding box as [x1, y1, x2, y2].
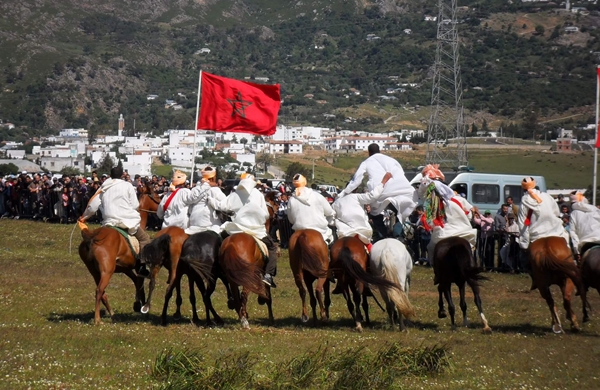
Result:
[6, 149, 25, 159]
[268, 140, 303, 154]
[40, 157, 86, 173]
[122, 154, 153, 177]
[59, 128, 88, 138]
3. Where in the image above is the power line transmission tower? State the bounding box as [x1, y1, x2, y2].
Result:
[426, 0, 467, 169]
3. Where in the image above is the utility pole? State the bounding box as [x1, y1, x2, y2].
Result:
[426, 0, 467, 170]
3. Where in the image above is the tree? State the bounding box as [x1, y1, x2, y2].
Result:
[240, 137, 248, 145]
[481, 119, 490, 136]
[97, 154, 115, 175]
[60, 166, 81, 176]
[0, 163, 19, 176]
[284, 162, 310, 181]
[534, 25, 545, 36]
[256, 152, 272, 173]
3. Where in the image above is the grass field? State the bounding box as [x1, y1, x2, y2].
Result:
[1, 220, 600, 389]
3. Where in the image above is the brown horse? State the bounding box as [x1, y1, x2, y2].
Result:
[288, 229, 331, 326]
[78, 223, 146, 325]
[433, 237, 492, 333]
[264, 191, 279, 236]
[138, 180, 160, 230]
[528, 236, 589, 333]
[219, 233, 273, 329]
[329, 236, 401, 332]
[140, 227, 189, 325]
[581, 245, 600, 297]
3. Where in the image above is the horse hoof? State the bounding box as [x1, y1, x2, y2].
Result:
[552, 324, 564, 334]
[482, 326, 492, 334]
[133, 302, 142, 313]
[355, 324, 363, 333]
[438, 311, 447, 319]
[241, 317, 250, 329]
[583, 315, 590, 323]
[463, 319, 469, 327]
[301, 314, 309, 323]
[140, 305, 150, 314]
[257, 296, 267, 306]
[173, 313, 182, 321]
[227, 299, 235, 310]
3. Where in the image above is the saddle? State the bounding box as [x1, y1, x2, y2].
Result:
[109, 226, 140, 257]
[252, 236, 269, 261]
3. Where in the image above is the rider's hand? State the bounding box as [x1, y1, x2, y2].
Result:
[169, 184, 176, 192]
[382, 172, 393, 185]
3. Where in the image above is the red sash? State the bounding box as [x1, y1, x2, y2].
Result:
[163, 188, 181, 212]
[450, 197, 469, 215]
[524, 209, 533, 226]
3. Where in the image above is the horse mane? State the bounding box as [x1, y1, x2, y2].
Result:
[220, 237, 268, 298]
[294, 231, 328, 278]
[264, 191, 277, 203]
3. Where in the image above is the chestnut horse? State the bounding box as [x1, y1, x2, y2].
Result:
[369, 239, 415, 331]
[139, 227, 190, 325]
[78, 223, 146, 325]
[528, 236, 589, 333]
[433, 236, 492, 333]
[329, 236, 401, 332]
[217, 193, 279, 329]
[288, 229, 331, 326]
[581, 245, 600, 298]
[219, 233, 273, 329]
[138, 180, 160, 230]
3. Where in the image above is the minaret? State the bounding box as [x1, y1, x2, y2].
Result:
[118, 114, 124, 137]
[566, 0, 570, 10]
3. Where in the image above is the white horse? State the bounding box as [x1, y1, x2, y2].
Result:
[370, 238, 415, 330]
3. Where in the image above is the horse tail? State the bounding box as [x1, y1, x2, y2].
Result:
[457, 241, 489, 288]
[221, 245, 268, 299]
[297, 232, 328, 278]
[548, 253, 589, 310]
[181, 253, 215, 285]
[379, 246, 415, 319]
[338, 246, 400, 291]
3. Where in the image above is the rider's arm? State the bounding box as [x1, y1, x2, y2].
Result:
[340, 161, 367, 197]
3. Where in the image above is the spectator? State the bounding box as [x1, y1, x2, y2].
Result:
[494, 204, 509, 268]
[474, 208, 495, 271]
[499, 214, 519, 273]
[556, 194, 571, 213]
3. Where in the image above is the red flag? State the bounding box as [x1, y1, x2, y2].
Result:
[197, 72, 280, 136]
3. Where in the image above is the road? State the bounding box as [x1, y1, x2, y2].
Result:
[268, 164, 285, 179]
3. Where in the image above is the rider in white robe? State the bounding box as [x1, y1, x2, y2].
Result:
[418, 165, 477, 263]
[287, 174, 336, 244]
[186, 167, 226, 235]
[156, 170, 210, 229]
[333, 172, 392, 248]
[517, 177, 569, 249]
[208, 174, 279, 287]
[568, 191, 600, 259]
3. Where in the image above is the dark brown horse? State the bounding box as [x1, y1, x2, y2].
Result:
[528, 236, 589, 333]
[581, 245, 600, 297]
[329, 236, 401, 332]
[140, 227, 229, 326]
[78, 223, 146, 325]
[219, 233, 273, 329]
[139, 227, 190, 325]
[433, 237, 492, 333]
[288, 229, 331, 326]
[138, 180, 160, 230]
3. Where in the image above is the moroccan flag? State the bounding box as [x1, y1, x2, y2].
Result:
[197, 72, 280, 136]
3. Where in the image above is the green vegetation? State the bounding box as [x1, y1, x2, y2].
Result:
[0, 220, 599, 389]
[0, 2, 599, 136]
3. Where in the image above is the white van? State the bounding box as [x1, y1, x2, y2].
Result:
[448, 173, 547, 212]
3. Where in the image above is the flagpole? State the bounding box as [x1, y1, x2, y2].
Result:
[192, 70, 203, 182]
[594, 65, 599, 205]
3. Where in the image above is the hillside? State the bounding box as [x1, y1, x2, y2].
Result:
[0, 0, 599, 140]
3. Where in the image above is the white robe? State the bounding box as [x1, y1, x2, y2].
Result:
[157, 185, 212, 229]
[571, 201, 600, 225]
[517, 190, 568, 249]
[418, 178, 477, 260]
[83, 178, 140, 234]
[186, 183, 226, 234]
[209, 187, 269, 238]
[569, 208, 600, 254]
[333, 183, 383, 244]
[288, 187, 335, 243]
[340, 153, 417, 218]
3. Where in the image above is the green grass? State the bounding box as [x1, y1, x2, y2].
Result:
[1, 220, 600, 389]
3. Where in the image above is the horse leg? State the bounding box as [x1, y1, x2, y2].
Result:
[95, 272, 113, 325]
[561, 278, 580, 332]
[124, 269, 144, 313]
[266, 287, 275, 326]
[458, 282, 468, 327]
[539, 285, 563, 334]
[294, 272, 309, 323]
[159, 275, 179, 326]
[239, 288, 250, 329]
[141, 266, 161, 315]
[315, 276, 329, 324]
[437, 285, 447, 319]
[173, 277, 183, 321]
[324, 279, 331, 320]
[204, 278, 224, 326]
[467, 279, 492, 333]
[361, 291, 371, 326]
[442, 284, 456, 329]
[352, 286, 364, 332]
[187, 275, 201, 326]
[342, 288, 357, 329]
[305, 276, 319, 327]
